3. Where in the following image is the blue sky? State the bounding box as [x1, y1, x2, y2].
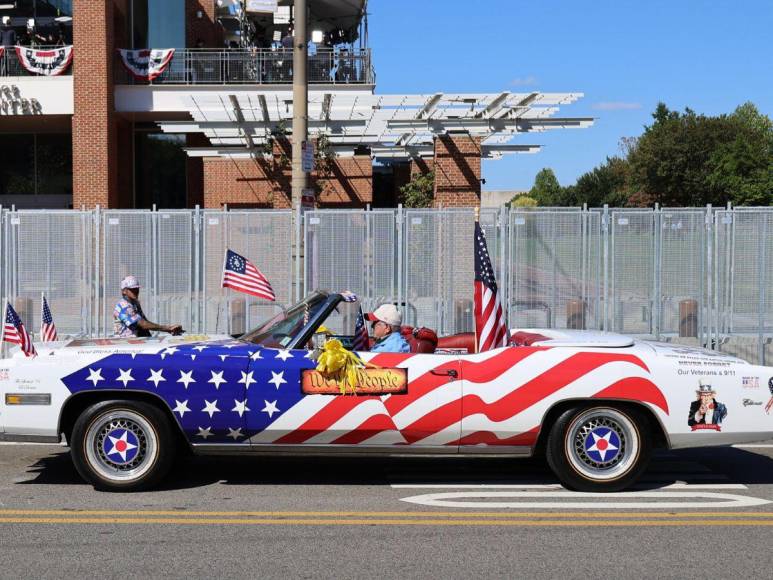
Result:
[368, 0, 773, 191]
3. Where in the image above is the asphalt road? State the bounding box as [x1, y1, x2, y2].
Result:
[1, 441, 773, 579]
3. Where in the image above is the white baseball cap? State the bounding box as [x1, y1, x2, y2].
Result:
[120, 275, 141, 290]
[365, 304, 402, 327]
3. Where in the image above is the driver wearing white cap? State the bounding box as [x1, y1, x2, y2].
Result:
[365, 304, 410, 353]
[113, 275, 183, 338]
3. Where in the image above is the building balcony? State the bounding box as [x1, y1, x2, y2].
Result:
[115, 48, 374, 86]
[0, 45, 73, 78]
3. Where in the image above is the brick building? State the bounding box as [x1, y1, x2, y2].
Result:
[0, 1, 591, 210]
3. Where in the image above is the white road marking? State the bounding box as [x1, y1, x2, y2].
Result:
[392, 482, 748, 490]
[0, 442, 66, 446]
[399, 490, 771, 509]
[733, 444, 773, 448]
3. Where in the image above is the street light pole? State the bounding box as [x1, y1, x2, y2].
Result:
[291, 0, 309, 207]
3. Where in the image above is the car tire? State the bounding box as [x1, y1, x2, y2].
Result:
[70, 400, 175, 492]
[546, 405, 652, 493]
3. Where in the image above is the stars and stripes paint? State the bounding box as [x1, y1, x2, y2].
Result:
[222, 249, 276, 301]
[61, 339, 668, 448]
[474, 220, 508, 352]
[40, 295, 58, 342]
[3, 302, 36, 357]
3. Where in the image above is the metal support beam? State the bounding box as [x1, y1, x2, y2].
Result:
[228, 94, 256, 150]
[475, 91, 510, 118]
[291, 0, 309, 206]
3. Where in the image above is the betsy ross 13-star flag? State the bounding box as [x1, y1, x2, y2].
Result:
[40, 295, 58, 342]
[474, 220, 508, 352]
[3, 302, 36, 357]
[222, 249, 276, 301]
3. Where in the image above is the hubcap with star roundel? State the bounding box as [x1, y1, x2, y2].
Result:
[583, 427, 621, 464]
[102, 428, 140, 465]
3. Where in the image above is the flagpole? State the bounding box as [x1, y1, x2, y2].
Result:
[40, 291, 44, 342]
[216, 247, 228, 335]
[0, 298, 6, 358]
[473, 206, 480, 354]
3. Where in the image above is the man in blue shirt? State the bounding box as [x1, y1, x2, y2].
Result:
[113, 275, 183, 338]
[365, 304, 410, 353]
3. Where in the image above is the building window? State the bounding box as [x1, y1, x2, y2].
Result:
[134, 133, 187, 209]
[1, 1, 73, 46]
[0, 133, 72, 206]
[130, 0, 185, 49]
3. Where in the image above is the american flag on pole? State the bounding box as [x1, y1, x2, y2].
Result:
[4, 302, 37, 357]
[41, 295, 58, 342]
[222, 249, 276, 301]
[351, 307, 369, 351]
[474, 221, 508, 352]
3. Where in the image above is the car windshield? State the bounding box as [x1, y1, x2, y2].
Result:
[240, 292, 330, 348]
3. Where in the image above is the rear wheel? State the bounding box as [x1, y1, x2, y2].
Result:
[546, 405, 651, 492]
[70, 400, 175, 492]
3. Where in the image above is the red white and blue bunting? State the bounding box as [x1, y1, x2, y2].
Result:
[15, 45, 73, 76]
[118, 49, 175, 81]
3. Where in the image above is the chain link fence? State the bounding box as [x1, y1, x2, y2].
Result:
[0, 205, 772, 364]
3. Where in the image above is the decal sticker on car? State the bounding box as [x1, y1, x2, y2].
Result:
[688, 382, 727, 431]
[301, 368, 408, 396]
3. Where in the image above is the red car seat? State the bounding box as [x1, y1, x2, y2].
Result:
[400, 326, 438, 354]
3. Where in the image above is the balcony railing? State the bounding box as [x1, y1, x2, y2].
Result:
[116, 48, 374, 85]
[0, 46, 73, 77]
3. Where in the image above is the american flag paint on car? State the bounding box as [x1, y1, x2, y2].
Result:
[0, 291, 771, 492]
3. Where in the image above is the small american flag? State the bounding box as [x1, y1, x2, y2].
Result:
[41, 295, 58, 342]
[351, 307, 369, 351]
[4, 302, 37, 357]
[222, 249, 276, 301]
[474, 221, 508, 352]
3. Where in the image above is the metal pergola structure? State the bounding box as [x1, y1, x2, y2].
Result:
[158, 91, 594, 163]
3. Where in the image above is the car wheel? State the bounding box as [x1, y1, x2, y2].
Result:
[70, 400, 175, 492]
[546, 405, 651, 492]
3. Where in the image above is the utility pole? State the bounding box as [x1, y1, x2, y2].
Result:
[291, 0, 309, 206]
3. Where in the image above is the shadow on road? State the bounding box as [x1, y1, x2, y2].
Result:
[16, 445, 773, 491]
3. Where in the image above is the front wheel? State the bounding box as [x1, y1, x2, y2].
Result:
[70, 400, 175, 492]
[546, 405, 652, 492]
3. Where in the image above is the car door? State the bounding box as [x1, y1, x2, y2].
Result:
[245, 348, 463, 449]
[457, 347, 545, 449]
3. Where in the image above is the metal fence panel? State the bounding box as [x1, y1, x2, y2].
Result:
[402, 208, 492, 336]
[658, 209, 707, 340]
[202, 210, 292, 335]
[4, 210, 91, 338]
[509, 209, 602, 331]
[100, 211, 153, 336]
[714, 209, 773, 364]
[304, 210, 397, 315]
[155, 210, 195, 334]
[610, 210, 656, 336]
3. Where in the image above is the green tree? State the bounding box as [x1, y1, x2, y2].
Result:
[511, 195, 538, 207]
[528, 168, 563, 205]
[626, 102, 772, 207]
[570, 156, 631, 207]
[400, 170, 435, 208]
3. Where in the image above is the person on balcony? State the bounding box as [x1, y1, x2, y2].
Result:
[0, 17, 14, 76]
[365, 304, 410, 353]
[113, 275, 184, 338]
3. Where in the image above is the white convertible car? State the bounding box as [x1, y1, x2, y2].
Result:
[1, 292, 771, 492]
